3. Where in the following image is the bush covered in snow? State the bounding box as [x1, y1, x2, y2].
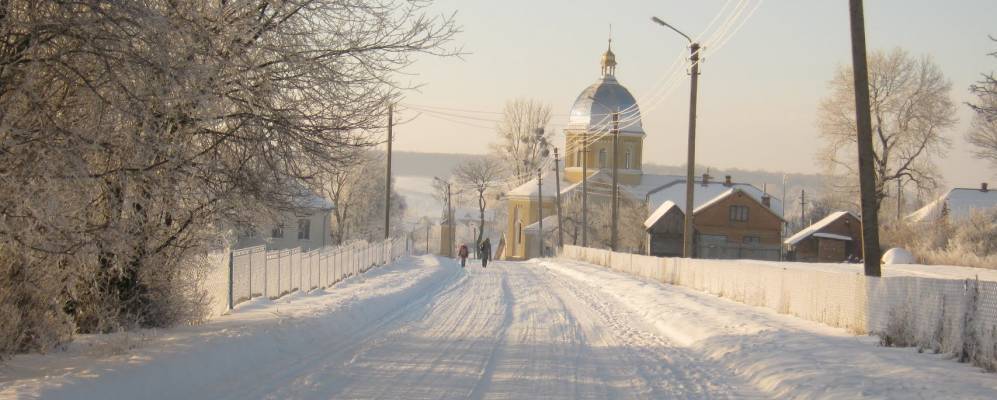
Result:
[881, 209, 997, 269]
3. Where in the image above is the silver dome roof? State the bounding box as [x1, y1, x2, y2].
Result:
[568, 75, 644, 134]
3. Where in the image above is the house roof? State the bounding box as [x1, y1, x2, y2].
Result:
[907, 187, 997, 222]
[812, 232, 853, 241]
[784, 211, 857, 245]
[644, 179, 784, 217]
[643, 200, 680, 228]
[506, 170, 573, 199]
[643, 188, 785, 230]
[523, 215, 559, 234]
[288, 182, 334, 210]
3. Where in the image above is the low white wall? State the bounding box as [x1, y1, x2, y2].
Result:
[559, 245, 997, 372]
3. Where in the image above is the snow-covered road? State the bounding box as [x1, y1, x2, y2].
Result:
[3, 255, 996, 399]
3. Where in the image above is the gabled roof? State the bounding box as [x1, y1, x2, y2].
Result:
[523, 215, 559, 234]
[643, 188, 785, 230]
[506, 170, 572, 199]
[643, 200, 681, 228]
[645, 180, 784, 217]
[907, 187, 997, 222]
[692, 188, 786, 221]
[784, 211, 857, 245]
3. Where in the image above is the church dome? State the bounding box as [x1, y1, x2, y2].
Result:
[568, 74, 644, 134]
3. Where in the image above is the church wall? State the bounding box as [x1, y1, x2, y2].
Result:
[503, 196, 556, 260]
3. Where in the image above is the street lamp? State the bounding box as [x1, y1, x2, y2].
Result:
[652, 16, 700, 259]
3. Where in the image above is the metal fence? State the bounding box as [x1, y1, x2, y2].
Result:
[227, 238, 409, 309]
[695, 243, 781, 261]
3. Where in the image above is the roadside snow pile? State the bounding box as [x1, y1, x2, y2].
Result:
[0, 255, 458, 400]
[882, 247, 916, 264]
[541, 259, 997, 399]
[559, 245, 997, 373]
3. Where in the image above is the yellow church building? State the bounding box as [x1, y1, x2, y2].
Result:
[502, 42, 785, 261]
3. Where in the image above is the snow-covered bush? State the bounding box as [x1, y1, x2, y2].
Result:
[882, 209, 997, 269]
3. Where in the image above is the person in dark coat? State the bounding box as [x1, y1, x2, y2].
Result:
[458, 244, 469, 267]
[479, 238, 491, 268]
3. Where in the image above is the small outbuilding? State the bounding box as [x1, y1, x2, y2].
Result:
[784, 211, 863, 262]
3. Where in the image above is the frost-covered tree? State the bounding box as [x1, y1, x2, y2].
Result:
[0, 0, 457, 355]
[818, 48, 956, 210]
[492, 98, 553, 185]
[318, 151, 406, 244]
[967, 37, 997, 172]
[453, 157, 507, 248]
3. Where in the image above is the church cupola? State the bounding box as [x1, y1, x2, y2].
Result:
[601, 39, 617, 76]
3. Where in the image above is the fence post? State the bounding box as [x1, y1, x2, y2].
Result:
[227, 250, 234, 310]
[263, 249, 268, 298]
[247, 250, 253, 300]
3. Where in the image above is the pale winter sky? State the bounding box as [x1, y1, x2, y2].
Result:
[392, 0, 996, 189]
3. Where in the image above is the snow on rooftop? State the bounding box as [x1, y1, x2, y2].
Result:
[645, 180, 783, 217]
[506, 171, 572, 199]
[908, 187, 997, 222]
[812, 232, 853, 241]
[643, 200, 679, 228]
[523, 215, 559, 233]
[784, 211, 855, 246]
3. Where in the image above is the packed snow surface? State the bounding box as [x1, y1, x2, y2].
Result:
[3, 255, 996, 399]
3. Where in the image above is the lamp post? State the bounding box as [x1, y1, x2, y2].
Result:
[652, 16, 700, 259]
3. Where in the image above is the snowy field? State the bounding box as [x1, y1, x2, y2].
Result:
[2, 255, 997, 399]
[394, 176, 441, 222]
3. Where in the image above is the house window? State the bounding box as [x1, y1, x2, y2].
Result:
[517, 222, 523, 243]
[576, 149, 582, 167]
[743, 236, 761, 245]
[297, 218, 310, 240]
[729, 205, 749, 222]
[272, 224, 284, 238]
[598, 148, 607, 168]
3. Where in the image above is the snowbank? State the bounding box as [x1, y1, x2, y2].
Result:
[558, 245, 997, 372]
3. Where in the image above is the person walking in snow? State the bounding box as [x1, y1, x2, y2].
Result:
[480, 238, 491, 268]
[458, 244, 469, 268]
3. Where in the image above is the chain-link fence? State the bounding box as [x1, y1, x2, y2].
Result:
[226, 238, 409, 309]
[559, 245, 997, 372]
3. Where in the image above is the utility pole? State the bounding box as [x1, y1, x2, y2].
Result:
[896, 177, 903, 221]
[682, 42, 701, 259]
[800, 189, 807, 229]
[651, 16, 701, 258]
[553, 148, 564, 250]
[582, 131, 589, 247]
[385, 103, 393, 240]
[537, 168, 543, 257]
[848, 0, 882, 276]
[610, 111, 620, 252]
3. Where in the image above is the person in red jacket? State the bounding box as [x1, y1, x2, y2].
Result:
[458, 244, 469, 268]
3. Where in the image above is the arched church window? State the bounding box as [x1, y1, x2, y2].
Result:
[625, 149, 632, 169]
[598, 148, 607, 168]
